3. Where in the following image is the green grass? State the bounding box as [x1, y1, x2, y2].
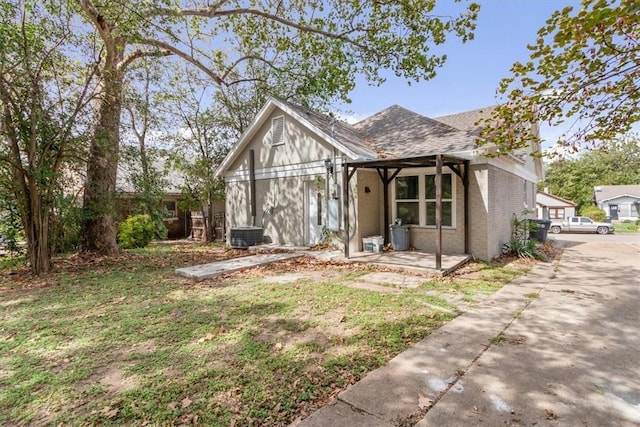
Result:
[0, 244, 530, 425]
[613, 221, 640, 233]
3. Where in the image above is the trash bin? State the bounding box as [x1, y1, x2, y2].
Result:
[529, 219, 551, 242]
[389, 225, 410, 250]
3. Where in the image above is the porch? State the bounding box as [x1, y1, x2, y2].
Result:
[348, 250, 472, 276]
[250, 244, 472, 276]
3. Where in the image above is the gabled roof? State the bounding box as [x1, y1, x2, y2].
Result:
[284, 102, 376, 160]
[353, 105, 477, 159]
[216, 98, 539, 178]
[215, 98, 377, 177]
[594, 185, 640, 203]
[536, 191, 577, 207]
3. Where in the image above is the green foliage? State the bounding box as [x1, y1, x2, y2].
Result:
[501, 212, 546, 261]
[117, 214, 156, 249]
[579, 206, 606, 222]
[49, 194, 85, 255]
[478, 0, 640, 154]
[118, 147, 169, 240]
[541, 136, 640, 210]
[0, 203, 24, 255]
[0, 1, 93, 273]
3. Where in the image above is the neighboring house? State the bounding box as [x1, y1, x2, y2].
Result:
[116, 157, 228, 240]
[215, 98, 543, 262]
[593, 185, 640, 221]
[115, 158, 192, 239]
[536, 190, 577, 220]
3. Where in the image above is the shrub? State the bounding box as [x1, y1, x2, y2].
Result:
[579, 206, 606, 222]
[118, 214, 156, 249]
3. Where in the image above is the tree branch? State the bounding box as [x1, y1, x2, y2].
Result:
[119, 48, 172, 71]
[138, 38, 224, 85]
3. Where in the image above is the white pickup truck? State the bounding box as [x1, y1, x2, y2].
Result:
[550, 216, 614, 235]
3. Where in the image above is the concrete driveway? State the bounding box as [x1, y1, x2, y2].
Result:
[300, 237, 640, 426]
[420, 238, 640, 426]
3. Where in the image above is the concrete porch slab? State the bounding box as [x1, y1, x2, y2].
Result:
[174, 253, 301, 281]
[349, 251, 472, 276]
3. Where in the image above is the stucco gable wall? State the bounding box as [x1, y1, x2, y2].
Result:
[227, 107, 337, 173]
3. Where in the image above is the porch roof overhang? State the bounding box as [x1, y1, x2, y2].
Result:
[341, 153, 471, 271]
[344, 154, 467, 170]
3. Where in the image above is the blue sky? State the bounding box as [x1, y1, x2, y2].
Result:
[335, 0, 583, 143]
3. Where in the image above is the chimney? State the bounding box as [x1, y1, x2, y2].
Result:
[543, 187, 550, 194]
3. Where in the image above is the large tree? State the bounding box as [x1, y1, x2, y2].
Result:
[0, 1, 96, 274]
[542, 135, 640, 210]
[478, 0, 639, 155]
[75, 0, 480, 254]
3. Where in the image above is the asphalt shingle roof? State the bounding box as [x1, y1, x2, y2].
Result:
[435, 106, 496, 135]
[594, 185, 640, 203]
[351, 105, 477, 159]
[284, 102, 377, 160]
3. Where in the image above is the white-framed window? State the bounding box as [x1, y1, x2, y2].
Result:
[395, 176, 419, 225]
[271, 116, 285, 146]
[162, 200, 177, 219]
[425, 174, 453, 226]
[549, 208, 565, 220]
[393, 170, 456, 228]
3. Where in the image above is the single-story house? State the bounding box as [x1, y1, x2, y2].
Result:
[536, 190, 577, 220]
[215, 98, 543, 264]
[116, 156, 225, 240]
[593, 185, 640, 221]
[115, 158, 191, 239]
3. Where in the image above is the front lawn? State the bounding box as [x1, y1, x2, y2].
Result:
[0, 243, 530, 426]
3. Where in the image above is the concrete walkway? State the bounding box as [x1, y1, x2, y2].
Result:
[174, 253, 301, 281]
[299, 240, 640, 426]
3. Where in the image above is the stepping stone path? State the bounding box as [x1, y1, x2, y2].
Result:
[175, 253, 301, 281]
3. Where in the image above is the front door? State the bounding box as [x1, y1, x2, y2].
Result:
[306, 182, 324, 245]
[609, 204, 619, 220]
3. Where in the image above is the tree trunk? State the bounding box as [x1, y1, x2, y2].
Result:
[81, 68, 123, 254]
[206, 188, 215, 243]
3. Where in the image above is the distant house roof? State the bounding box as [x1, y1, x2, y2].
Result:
[536, 191, 577, 208]
[594, 185, 640, 203]
[116, 155, 184, 195]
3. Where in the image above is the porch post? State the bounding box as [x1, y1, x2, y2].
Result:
[436, 155, 442, 270]
[342, 162, 350, 258]
[383, 168, 389, 244]
[464, 160, 470, 254]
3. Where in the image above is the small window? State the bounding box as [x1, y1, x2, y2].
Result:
[271, 116, 284, 145]
[395, 176, 419, 225]
[571, 217, 579, 223]
[580, 217, 592, 224]
[549, 208, 565, 220]
[425, 174, 453, 226]
[163, 200, 177, 219]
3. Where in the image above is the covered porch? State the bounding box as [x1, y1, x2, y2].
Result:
[349, 250, 472, 276]
[342, 154, 471, 272]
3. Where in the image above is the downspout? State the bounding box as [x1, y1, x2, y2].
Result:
[249, 149, 256, 226]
